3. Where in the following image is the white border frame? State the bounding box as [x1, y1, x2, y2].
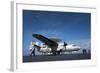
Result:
[11, 1, 97, 72]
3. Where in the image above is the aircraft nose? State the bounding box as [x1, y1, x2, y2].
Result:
[77, 47, 81, 50]
[75, 46, 80, 50]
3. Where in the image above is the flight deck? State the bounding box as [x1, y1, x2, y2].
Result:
[23, 53, 91, 62]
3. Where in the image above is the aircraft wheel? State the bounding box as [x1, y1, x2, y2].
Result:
[57, 51, 60, 55]
[52, 51, 56, 55]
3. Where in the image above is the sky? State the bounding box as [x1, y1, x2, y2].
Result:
[23, 10, 91, 56]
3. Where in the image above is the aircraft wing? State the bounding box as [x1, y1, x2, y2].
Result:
[32, 34, 58, 48]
